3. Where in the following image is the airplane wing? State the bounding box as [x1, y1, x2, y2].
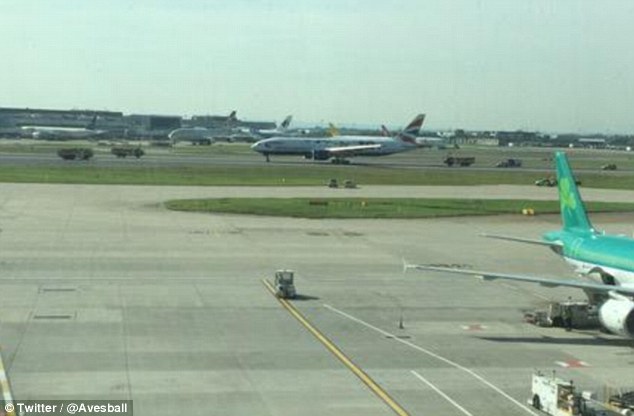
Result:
[406, 264, 634, 296]
[325, 144, 381, 156]
[481, 233, 563, 248]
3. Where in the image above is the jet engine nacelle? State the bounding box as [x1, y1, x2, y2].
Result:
[598, 298, 634, 338]
[312, 150, 331, 160]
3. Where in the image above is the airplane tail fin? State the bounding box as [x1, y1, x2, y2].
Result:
[396, 114, 425, 144]
[380, 125, 391, 137]
[87, 114, 97, 130]
[555, 152, 594, 234]
[327, 123, 339, 137]
[227, 111, 238, 123]
[280, 115, 292, 131]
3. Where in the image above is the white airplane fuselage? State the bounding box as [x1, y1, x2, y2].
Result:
[22, 126, 103, 140]
[168, 127, 215, 142]
[251, 135, 416, 157]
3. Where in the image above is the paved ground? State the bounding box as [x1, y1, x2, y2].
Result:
[0, 183, 632, 415]
[2, 144, 634, 174]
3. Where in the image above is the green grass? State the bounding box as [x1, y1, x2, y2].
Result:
[2, 163, 634, 188]
[164, 198, 634, 218]
[2, 144, 634, 188]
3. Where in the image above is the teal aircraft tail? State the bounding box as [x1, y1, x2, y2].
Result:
[555, 152, 594, 234]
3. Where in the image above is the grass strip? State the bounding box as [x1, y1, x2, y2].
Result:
[164, 198, 634, 219]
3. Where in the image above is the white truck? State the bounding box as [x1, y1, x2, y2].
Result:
[525, 300, 599, 330]
[530, 372, 601, 416]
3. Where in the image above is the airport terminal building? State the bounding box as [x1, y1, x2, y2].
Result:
[0, 106, 276, 140]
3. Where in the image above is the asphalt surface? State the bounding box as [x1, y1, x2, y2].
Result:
[0, 183, 632, 415]
[2, 146, 633, 174]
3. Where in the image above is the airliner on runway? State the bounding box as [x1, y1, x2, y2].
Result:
[408, 152, 634, 338]
[21, 115, 105, 140]
[251, 114, 425, 163]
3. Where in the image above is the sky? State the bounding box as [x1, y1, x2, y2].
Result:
[1, 0, 634, 133]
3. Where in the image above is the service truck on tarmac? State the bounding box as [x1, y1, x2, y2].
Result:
[111, 146, 144, 158]
[530, 372, 612, 416]
[443, 156, 475, 167]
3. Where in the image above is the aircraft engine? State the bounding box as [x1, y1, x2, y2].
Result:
[598, 298, 634, 338]
[312, 150, 331, 160]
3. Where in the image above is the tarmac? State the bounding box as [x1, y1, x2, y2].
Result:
[0, 183, 632, 415]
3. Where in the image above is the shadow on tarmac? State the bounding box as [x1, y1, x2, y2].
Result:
[479, 335, 634, 348]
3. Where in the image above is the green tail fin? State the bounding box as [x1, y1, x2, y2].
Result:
[555, 152, 594, 233]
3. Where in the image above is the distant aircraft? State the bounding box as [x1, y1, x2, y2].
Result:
[168, 110, 238, 145]
[21, 115, 105, 140]
[380, 124, 444, 147]
[255, 115, 293, 139]
[408, 151, 634, 338]
[251, 114, 425, 163]
[328, 123, 340, 137]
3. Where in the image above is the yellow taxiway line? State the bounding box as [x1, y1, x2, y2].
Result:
[262, 279, 410, 416]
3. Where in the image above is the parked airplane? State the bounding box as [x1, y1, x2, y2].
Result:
[168, 111, 238, 145]
[407, 152, 634, 338]
[255, 115, 293, 139]
[251, 114, 425, 163]
[21, 115, 105, 140]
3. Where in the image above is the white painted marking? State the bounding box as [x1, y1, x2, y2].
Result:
[555, 360, 589, 368]
[461, 324, 487, 331]
[411, 370, 475, 416]
[324, 304, 539, 416]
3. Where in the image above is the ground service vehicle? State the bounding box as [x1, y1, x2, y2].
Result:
[343, 179, 357, 188]
[443, 156, 475, 167]
[111, 147, 145, 158]
[608, 391, 634, 414]
[601, 163, 617, 171]
[496, 158, 522, 168]
[530, 372, 598, 416]
[535, 177, 582, 187]
[535, 177, 557, 187]
[274, 270, 296, 299]
[524, 300, 600, 329]
[57, 148, 94, 161]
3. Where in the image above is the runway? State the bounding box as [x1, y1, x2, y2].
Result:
[0, 183, 632, 415]
[2, 145, 634, 175]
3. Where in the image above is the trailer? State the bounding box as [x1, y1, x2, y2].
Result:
[443, 156, 475, 167]
[496, 158, 522, 168]
[111, 147, 145, 158]
[57, 148, 94, 161]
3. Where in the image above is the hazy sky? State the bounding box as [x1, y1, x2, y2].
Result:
[2, 0, 634, 132]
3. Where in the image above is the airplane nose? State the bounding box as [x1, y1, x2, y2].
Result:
[251, 142, 260, 150]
